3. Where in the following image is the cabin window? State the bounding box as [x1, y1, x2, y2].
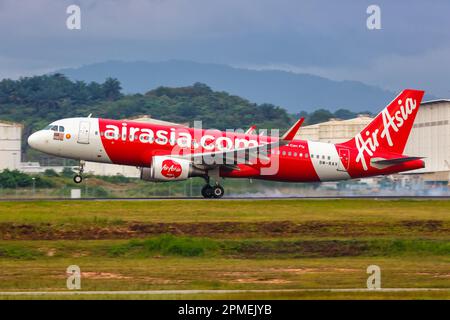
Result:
[294, 152, 297, 157]
[288, 151, 292, 156]
[282, 151, 286, 156]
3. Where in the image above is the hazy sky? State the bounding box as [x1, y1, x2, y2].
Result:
[1, 0, 449, 96]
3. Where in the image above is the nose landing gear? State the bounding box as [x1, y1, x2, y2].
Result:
[73, 160, 85, 184]
[73, 175, 83, 184]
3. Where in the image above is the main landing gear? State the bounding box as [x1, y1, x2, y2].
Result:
[201, 171, 225, 199]
[73, 160, 85, 184]
[201, 184, 224, 199]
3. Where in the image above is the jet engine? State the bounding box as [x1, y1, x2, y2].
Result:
[140, 156, 205, 182]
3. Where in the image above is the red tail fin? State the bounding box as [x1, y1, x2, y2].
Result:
[341, 89, 424, 155]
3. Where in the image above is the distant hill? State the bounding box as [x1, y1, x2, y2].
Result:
[57, 60, 414, 113]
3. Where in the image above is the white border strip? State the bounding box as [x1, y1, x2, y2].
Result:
[0, 288, 448, 296]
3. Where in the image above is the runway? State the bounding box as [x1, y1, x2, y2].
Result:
[0, 195, 449, 201]
[0, 288, 448, 296]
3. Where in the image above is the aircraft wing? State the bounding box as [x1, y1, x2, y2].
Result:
[173, 118, 304, 166]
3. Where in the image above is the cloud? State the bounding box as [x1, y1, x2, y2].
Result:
[247, 46, 450, 97]
[0, 0, 449, 96]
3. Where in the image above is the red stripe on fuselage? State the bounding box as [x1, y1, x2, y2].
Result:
[98, 118, 421, 182]
[98, 118, 273, 165]
[98, 119, 321, 182]
[221, 141, 321, 182]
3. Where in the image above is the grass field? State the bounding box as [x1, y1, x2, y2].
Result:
[0, 199, 449, 299]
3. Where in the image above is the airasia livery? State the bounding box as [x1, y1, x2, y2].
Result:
[28, 89, 425, 198]
[161, 159, 183, 178]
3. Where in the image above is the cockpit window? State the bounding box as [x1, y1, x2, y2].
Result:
[43, 124, 63, 131]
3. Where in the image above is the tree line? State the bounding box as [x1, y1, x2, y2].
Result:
[0, 75, 369, 162]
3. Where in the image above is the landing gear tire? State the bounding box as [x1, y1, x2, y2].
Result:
[201, 185, 214, 198]
[73, 160, 85, 184]
[73, 175, 83, 184]
[212, 185, 224, 199]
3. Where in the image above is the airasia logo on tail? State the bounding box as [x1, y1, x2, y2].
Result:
[161, 159, 182, 178]
[355, 97, 417, 171]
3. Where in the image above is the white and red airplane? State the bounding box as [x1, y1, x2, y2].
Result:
[28, 89, 425, 198]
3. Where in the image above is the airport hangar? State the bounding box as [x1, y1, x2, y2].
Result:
[0, 100, 449, 184]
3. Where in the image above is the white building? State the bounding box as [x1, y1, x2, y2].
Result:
[83, 162, 140, 177]
[19, 162, 65, 174]
[404, 100, 450, 182]
[0, 120, 23, 170]
[296, 115, 373, 143]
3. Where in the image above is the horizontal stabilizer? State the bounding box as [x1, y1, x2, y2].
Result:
[371, 156, 424, 165]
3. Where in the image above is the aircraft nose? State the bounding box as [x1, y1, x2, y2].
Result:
[27, 131, 43, 150]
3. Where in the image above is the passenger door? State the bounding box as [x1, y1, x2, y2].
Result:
[77, 121, 90, 144]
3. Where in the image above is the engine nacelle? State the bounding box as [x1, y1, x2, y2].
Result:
[140, 156, 204, 182]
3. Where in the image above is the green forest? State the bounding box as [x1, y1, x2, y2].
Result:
[0, 74, 368, 162]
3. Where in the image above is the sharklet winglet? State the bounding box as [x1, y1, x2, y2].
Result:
[281, 117, 304, 142]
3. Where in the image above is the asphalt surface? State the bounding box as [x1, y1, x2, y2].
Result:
[0, 195, 449, 201]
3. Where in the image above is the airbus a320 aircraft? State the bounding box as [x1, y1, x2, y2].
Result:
[28, 89, 425, 198]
